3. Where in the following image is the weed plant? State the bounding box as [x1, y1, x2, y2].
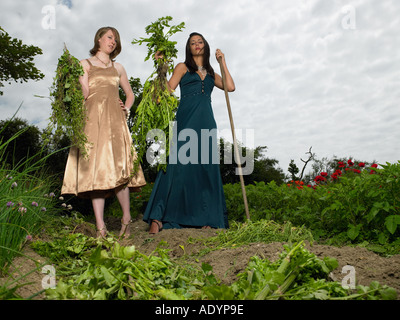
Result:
[0, 125, 60, 275]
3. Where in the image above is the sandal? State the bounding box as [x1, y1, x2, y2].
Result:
[119, 219, 132, 238]
[149, 220, 163, 234]
[96, 225, 108, 239]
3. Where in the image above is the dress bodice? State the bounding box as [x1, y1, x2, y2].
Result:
[86, 63, 120, 101]
[179, 72, 214, 101]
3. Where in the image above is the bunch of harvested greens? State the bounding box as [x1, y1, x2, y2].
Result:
[131, 16, 185, 173]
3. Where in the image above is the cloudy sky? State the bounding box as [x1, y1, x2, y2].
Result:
[1, 0, 399, 176]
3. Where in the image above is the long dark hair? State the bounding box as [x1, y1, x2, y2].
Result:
[184, 32, 215, 79]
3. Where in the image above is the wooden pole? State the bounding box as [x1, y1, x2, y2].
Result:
[218, 57, 250, 220]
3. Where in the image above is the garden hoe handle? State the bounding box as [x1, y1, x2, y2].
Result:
[218, 56, 250, 220]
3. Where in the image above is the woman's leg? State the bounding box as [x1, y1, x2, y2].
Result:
[92, 197, 106, 237]
[149, 219, 163, 234]
[116, 186, 132, 237]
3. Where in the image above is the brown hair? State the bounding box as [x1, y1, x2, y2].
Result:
[89, 27, 121, 60]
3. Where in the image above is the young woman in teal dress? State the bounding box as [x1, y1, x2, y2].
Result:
[143, 32, 235, 234]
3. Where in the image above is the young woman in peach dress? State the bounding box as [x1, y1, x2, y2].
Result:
[61, 27, 146, 238]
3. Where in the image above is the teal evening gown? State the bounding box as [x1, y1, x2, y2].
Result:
[143, 70, 229, 229]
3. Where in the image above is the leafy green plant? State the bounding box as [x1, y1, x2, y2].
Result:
[0, 126, 60, 275]
[131, 16, 185, 173]
[224, 161, 400, 246]
[32, 232, 397, 301]
[203, 241, 397, 300]
[132, 16, 185, 75]
[45, 45, 89, 158]
[41, 240, 205, 300]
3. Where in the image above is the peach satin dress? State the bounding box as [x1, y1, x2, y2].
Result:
[61, 59, 146, 198]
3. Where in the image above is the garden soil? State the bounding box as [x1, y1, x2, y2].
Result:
[3, 215, 400, 300]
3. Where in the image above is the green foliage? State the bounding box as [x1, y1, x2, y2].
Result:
[0, 27, 44, 95]
[34, 235, 205, 300]
[46, 45, 88, 158]
[130, 80, 179, 173]
[132, 16, 185, 74]
[131, 16, 184, 173]
[224, 161, 400, 248]
[203, 241, 397, 300]
[30, 232, 397, 300]
[0, 117, 42, 168]
[288, 159, 299, 181]
[197, 220, 314, 254]
[0, 128, 60, 275]
[224, 181, 288, 222]
[219, 140, 286, 185]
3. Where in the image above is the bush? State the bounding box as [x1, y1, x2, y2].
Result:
[224, 161, 400, 244]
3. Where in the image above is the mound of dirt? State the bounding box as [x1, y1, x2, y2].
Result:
[3, 215, 400, 300]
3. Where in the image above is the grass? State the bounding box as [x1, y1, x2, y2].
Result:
[191, 219, 314, 256]
[0, 125, 62, 275]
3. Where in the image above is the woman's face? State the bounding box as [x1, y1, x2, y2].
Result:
[189, 35, 205, 56]
[98, 29, 117, 55]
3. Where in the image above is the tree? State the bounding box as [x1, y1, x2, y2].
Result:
[0, 27, 44, 95]
[219, 139, 285, 185]
[288, 160, 299, 181]
[288, 147, 316, 182]
[0, 117, 43, 167]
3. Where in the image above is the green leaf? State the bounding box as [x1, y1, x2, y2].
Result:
[367, 206, 380, 223]
[322, 256, 339, 272]
[378, 232, 388, 244]
[347, 224, 361, 240]
[384, 215, 399, 234]
[379, 287, 398, 300]
[89, 246, 103, 264]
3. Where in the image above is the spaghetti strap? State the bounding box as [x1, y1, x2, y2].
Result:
[86, 59, 93, 66]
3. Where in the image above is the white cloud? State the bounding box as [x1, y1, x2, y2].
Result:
[1, 0, 399, 176]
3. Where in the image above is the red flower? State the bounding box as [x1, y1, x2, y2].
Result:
[347, 159, 354, 166]
[320, 172, 328, 177]
[331, 173, 338, 180]
[338, 161, 345, 168]
[335, 169, 342, 175]
[353, 169, 361, 174]
[371, 164, 378, 168]
[314, 175, 326, 183]
[358, 162, 365, 167]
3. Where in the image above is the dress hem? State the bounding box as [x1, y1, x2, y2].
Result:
[62, 182, 146, 199]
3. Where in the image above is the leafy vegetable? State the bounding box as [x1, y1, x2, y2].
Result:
[45, 45, 89, 158]
[131, 16, 185, 173]
[32, 233, 397, 300]
[204, 241, 397, 300]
